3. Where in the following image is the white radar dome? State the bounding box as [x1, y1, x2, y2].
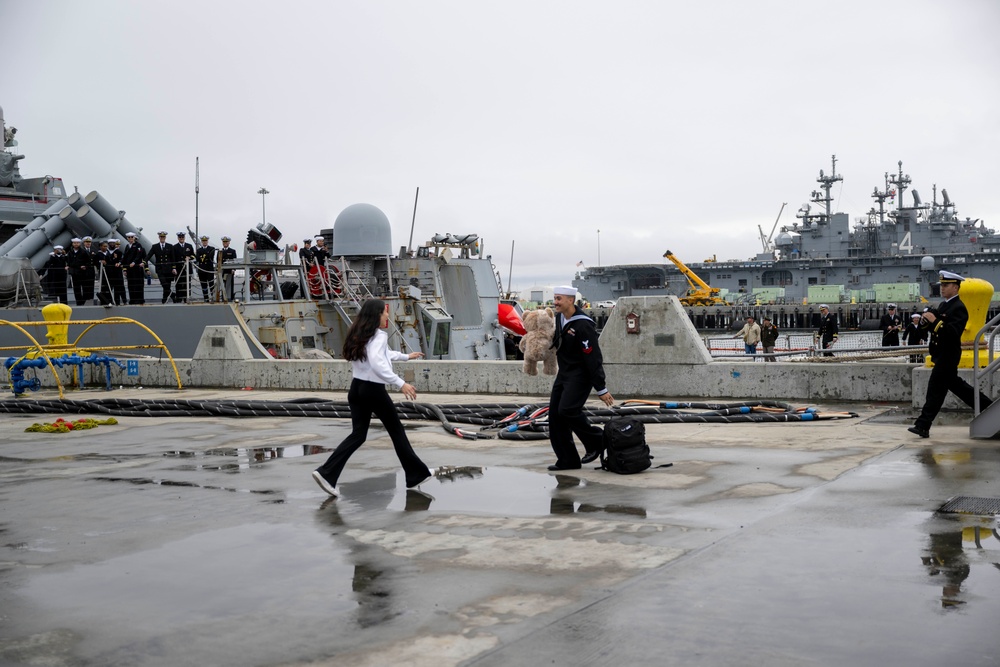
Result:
[331, 203, 393, 257]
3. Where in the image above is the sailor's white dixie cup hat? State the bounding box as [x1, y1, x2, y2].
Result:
[938, 270, 964, 284]
[554, 286, 577, 296]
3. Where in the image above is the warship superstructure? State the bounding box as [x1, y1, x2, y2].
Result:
[0, 105, 507, 361]
[574, 156, 999, 307]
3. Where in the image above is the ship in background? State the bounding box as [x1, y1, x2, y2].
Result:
[0, 104, 510, 362]
[574, 155, 1000, 326]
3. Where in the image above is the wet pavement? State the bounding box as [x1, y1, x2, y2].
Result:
[1, 389, 999, 666]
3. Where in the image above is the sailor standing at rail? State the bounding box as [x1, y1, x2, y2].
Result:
[94, 240, 113, 306]
[908, 271, 993, 438]
[546, 285, 615, 471]
[173, 232, 195, 302]
[122, 232, 146, 304]
[108, 239, 127, 305]
[66, 237, 91, 306]
[311, 236, 330, 266]
[195, 235, 216, 301]
[218, 235, 237, 301]
[39, 245, 69, 303]
[147, 231, 179, 303]
[299, 238, 314, 265]
[815, 304, 838, 357]
[80, 236, 97, 304]
[880, 303, 902, 347]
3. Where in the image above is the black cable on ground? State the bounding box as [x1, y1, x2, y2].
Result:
[0, 397, 858, 440]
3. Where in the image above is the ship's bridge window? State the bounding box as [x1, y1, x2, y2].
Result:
[418, 305, 453, 357]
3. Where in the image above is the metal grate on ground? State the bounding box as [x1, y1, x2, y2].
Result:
[938, 496, 1000, 515]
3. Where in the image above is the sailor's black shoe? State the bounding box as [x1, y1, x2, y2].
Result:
[907, 425, 930, 438]
[581, 449, 603, 464]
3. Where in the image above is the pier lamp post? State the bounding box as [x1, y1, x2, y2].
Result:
[597, 229, 601, 267]
[258, 187, 269, 225]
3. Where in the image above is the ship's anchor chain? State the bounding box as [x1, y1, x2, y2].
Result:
[0, 397, 858, 440]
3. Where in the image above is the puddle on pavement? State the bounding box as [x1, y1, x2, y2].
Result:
[922, 513, 1000, 609]
[384, 466, 647, 518]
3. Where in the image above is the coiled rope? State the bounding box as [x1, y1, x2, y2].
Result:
[0, 397, 858, 441]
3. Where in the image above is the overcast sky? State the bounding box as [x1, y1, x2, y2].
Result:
[4, 0, 999, 291]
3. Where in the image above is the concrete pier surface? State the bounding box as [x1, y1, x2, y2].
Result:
[2, 388, 999, 667]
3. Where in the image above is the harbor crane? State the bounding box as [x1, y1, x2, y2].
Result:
[663, 250, 726, 306]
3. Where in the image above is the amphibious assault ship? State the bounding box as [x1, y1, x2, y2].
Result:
[0, 105, 508, 361]
[574, 156, 999, 323]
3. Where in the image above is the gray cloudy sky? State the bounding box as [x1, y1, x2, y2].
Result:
[4, 0, 999, 291]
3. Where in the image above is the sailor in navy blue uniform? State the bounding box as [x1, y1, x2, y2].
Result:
[218, 236, 237, 301]
[879, 303, 902, 346]
[122, 232, 146, 304]
[909, 271, 993, 438]
[547, 285, 615, 470]
[146, 231, 178, 303]
[173, 232, 195, 302]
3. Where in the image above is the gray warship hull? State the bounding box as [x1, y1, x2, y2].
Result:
[575, 157, 1000, 318]
[0, 105, 508, 364]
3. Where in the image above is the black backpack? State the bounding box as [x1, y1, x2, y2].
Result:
[600, 416, 651, 474]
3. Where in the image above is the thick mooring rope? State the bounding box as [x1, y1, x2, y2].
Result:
[0, 397, 858, 441]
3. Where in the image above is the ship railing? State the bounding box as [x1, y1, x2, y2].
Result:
[706, 334, 933, 362]
[972, 312, 1000, 415]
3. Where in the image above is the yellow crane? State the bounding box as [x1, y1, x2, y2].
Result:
[663, 250, 726, 306]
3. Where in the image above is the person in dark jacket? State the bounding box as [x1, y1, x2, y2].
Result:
[173, 232, 195, 302]
[299, 238, 314, 265]
[108, 239, 127, 305]
[815, 304, 838, 357]
[902, 312, 927, 363]
[546, 285, 615, 471]
[146, 231, 178, 303]
[759, 315, 779, 361]
[122, 233, 146, 304]
[93, 240, 113, 305]
[880, 304, 902, 346]
[66, 237, 92, 305]
[39, 246, 69, 303]
[218, 235, 237, 301]
[909, 271, 993, 438]
[311, 236, 330, 266]
[195, 235, 217, 301]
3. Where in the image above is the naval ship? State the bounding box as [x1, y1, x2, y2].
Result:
[0, 105, 509, 361]
[574, 156, 999, 327]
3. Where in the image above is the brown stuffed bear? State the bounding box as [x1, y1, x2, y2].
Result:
[518, 307, 557, 376]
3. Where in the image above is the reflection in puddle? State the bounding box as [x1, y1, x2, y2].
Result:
[91, 476, 282, 498]
[384, 467, 646, 518]
[165, 444, 332, 461]
[922, 516, 1000, 609]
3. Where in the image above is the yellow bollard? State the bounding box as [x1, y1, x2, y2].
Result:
[924, 277, 994, 368]
[41, 302, 72, 346]
[958, 277, 993, 369]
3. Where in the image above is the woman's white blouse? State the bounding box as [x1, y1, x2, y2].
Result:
[352, 329, 408, 388]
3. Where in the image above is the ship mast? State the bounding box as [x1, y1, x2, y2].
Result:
[813, 154, 843, 222]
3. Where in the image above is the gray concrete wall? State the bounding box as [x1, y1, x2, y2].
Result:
[27, 310, 987, 408]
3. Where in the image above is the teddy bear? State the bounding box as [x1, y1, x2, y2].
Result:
[518, 307, 558, 376]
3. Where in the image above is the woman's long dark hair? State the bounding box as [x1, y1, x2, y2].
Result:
[342, 299, 386, 361]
